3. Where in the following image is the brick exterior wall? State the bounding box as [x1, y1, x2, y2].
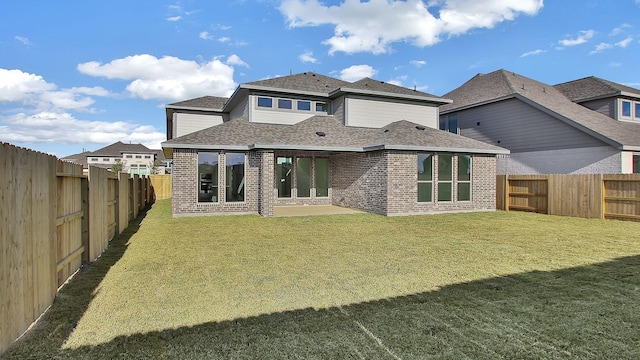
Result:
[172, 148, 262, 216]
[332, 151, 388, 215]
[172, 148, 497, 217]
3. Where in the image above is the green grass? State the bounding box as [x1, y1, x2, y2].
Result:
[3, 199, 640, 359]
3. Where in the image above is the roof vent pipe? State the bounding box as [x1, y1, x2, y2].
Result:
[316, 131, 326, 137]
[415, 125, 426, 131]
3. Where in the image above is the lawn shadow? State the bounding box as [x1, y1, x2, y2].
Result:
[0, 207, 151, 359]
[4, 252, 639, 359]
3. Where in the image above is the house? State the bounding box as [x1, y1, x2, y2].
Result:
[161, 72, 508, 217]
[63, 141, 169, 175]
[439, 69, 640, 174]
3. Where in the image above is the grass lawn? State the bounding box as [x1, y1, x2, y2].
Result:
[3, 199, 640, 359]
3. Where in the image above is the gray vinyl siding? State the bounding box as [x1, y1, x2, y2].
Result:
[332, 96, 345, 125]
[345, 96, 438, 129]
[175, 112, 224, 137]
[454, 98, 607, 153]
[229, 97, 249, 120]
[579, 98, 615, 119]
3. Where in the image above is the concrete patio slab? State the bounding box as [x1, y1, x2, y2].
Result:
[273, 205, 364, 217]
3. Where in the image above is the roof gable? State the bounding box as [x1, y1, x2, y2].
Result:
[244, 72, 351, 94]
[554, 76, 640, 102]
[441, 69, 640, 149]
[90, 141, 156, 156]
[168, 96, 228, 110]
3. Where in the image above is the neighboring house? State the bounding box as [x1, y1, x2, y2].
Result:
[162, 71, 508, 217]
[439, 69, 640, 174]
[63, 141, 169, 175]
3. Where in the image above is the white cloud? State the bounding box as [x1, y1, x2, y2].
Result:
[339, 64, 377, 82]
[199, 31, 214, 40]
[166, 16, 182, 21]
[279, 0, 543, 54]
[77, 54, 238, 100]
[520, 49, 546, 57]
[610, 23, 632, 36]
[226, 54, 249, 68]
[616, 36, 633, 48]
[298, 51, 318, 64]
[0, 68, 56, 103]
[558, 30, 595, 47]
[409, 60, 426, 67]
[15, 36, 31, 45]
[590, 42, 613, 54]
[387, 75, 408, 86]
[218, 37, 231, 43]
[0, 111, 165, 149]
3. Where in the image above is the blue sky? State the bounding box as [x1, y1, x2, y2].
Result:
[1, 0, 639, 157]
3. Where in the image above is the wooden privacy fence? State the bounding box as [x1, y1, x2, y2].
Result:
[497, 174, 640, 221]
[0, 143, 154, 354]
[149, 174, 172, 200]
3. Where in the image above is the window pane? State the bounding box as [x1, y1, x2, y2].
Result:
[438, 183, 452, 201]
[622, 101, 631, 117]
[448, 115, 458, 134]
[439, 118, 446, 131]
[635, 103, 640, 118]
[418, 154, 432, 181]
[297, 157, 311, 197]
[257, 97, 272, 107]
[278, 99, 292, 109]
[458, 183, 471, 201]
[418, 182, 432, 202]
[298, 101, 311, 111]
[438, 154, 452, 181]
[316, 102, 327, 112]
[634, 155, 640, 174]
[458, 155, 471, 181]
[315, 158, 329, 197]
[225, 153, 245, 202]
[277, 157, 292, 198]
[198, 152, 218, 203]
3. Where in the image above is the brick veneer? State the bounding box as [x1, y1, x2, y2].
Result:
[172, 148, 497, 217]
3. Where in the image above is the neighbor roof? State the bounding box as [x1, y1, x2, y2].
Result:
[162, 116, 508, 157]
[440, 69, 640, 150]
[554, 76, 640, 103]
[90, 141, 157, 157]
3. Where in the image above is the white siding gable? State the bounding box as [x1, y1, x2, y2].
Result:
[175, 113, 224, 137]
[345, 96, 438, 129]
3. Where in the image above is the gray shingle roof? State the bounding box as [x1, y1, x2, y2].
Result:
[162, 116, 508, 154]
[349, 78, 440, 98]
[244, 72, 351, 94]
[90, 141, 157, 156]
[168, 96, 228, 110]
[440, 69, 640, 149]
[554, 76, 640, 102]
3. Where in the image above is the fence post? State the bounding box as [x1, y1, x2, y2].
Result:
[81, 177, 89, 264]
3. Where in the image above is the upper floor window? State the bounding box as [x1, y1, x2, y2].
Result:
[278, 99, 292, 109]
[257, 97, 272, 108]
[125, 155, 132, 159]
[634, 154, 640, 174]
[135, 155, 142, 159]
[102, 158, 110, 162]
[440, 115, 458, 134]
[636, 103, 640, 119]
[297, 101, 311, 111]
[316, 102, 327, 112]
[622, 100, 632, 117]
[91, 158, 98, 162]
[144, 155, 151, 159]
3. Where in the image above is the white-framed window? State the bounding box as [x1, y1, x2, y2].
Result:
[316, 102, 328, 113]
[278, 99, 292, 109]
[125, 155, 132, 159]
[102, 158, 110, 162]
[437, 154, 453, 201]
[257, 97, 273, 108]
[622, 100, 632, 118]
[620, 99, 640, 121]
[90, 158, 98, 162]
[144, 155, 151, 159]
[135, 155, 142, 159]
[439, 114, 458, 134]
[297, 100, 311, 111]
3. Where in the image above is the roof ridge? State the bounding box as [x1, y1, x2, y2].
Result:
[500, 69, 519, 94]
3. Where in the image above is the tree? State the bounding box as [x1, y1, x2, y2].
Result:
[111, 159, 123, 173]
